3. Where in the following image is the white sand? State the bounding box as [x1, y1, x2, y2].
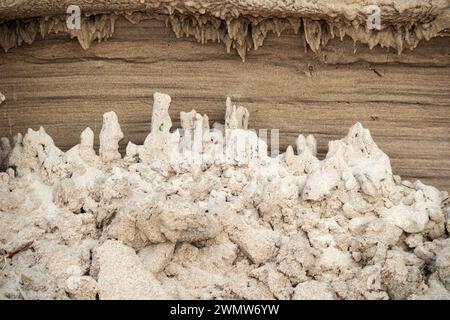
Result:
[0, 93, 449, 300]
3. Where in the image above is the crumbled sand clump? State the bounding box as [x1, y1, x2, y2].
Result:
[0, 93, 449, 300]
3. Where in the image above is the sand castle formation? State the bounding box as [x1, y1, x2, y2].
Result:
[1, 1, 449, 59]
[0, 93, 449, 300]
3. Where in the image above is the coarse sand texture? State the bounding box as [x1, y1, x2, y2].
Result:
[0, 93, 449, 300]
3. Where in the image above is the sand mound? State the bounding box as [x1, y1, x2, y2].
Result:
[0, 93, 449, 300]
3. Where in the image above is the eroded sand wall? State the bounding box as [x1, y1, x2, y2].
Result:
[1, 1, 449, 58]
[0, 17, 449, 191]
